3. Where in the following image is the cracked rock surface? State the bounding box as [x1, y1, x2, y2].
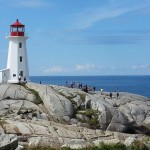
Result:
[0, 82, 149, 149]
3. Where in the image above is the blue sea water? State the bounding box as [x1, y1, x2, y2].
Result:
[30, 76, 150, 98]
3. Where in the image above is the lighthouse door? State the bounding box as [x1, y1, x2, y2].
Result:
[20, 71, 23, 77]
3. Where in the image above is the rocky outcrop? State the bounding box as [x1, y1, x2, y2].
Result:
[0, 82, 149, 149]
[1, 118, 148, 149]
[51, 85, 150, 134]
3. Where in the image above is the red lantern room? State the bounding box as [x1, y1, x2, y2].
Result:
[10, 19, 25, 36]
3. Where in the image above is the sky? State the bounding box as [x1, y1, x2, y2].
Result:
[0, 0, 150, 76]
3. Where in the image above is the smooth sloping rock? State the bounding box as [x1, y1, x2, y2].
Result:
[0, 134, 18, 150]
[0, 84, 36, 102]
[26, 82, 74, 119]
[0, 99, 43, 115]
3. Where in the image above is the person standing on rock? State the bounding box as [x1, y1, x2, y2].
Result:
[117, 91, 119, 99]
[110, 92, 112, 99]
[18, 74, 21, 83]
[24, 76, 27, 83]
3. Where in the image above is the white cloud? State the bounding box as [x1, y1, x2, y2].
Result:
[44, 66, 67, 73]
[43, 64, 102, 74]
[40, 64, 150, 75]
[72, 1, 150, 29]
[74, 64, 100, 72]
[131, 65, 149, 69]
[110, 65, 117, 70]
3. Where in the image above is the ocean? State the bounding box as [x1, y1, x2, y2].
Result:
[30, 76, 150, 98]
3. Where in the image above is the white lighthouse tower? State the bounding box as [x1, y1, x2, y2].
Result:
[0, 19, 29, 83]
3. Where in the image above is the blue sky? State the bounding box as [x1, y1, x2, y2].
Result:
[0, 0, 150, 75]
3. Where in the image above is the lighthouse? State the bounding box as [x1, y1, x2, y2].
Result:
[0, 19, 29, 83]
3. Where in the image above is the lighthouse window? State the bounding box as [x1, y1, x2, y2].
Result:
[19, 43, 22, 48]
[13, 74, 16, 77]
[20, 56, 22, 62]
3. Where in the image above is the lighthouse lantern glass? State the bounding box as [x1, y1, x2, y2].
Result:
[10, 20, 25, 36]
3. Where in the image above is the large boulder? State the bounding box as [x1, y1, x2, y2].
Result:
[106, 111, 128, 132]
[118, 93, 150, 134]
[26, 82, 74, 120]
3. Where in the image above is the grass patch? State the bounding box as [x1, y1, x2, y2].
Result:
[78, 109, 99, 128]
[143, 136, 150, 144]
[128, 140, 149, 150]
[25, 146, 72, 150]
[99, 142, 127, 150]
[21, 84, 43, 105]
[0, 118, 7, 127]
[24, 142, 149, 150]
[56, 91, 78, 106]
[26, 88, 43, 104]
[61, 93, 76, 101]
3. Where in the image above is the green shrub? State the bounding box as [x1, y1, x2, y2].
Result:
[78, 109, 98, 117]
[25, 147, 72, 150]
[24, 142, 149, 150]
[26, 147, 56, 150]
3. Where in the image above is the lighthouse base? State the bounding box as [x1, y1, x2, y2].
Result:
[0, 69, 10, 83]
[7, 80, 20, 83]
[7, 80, 30, 84]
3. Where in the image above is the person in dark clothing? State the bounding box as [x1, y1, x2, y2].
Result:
[117, 92, 119, 99]
[93, 87, 96, 91]
[85, 84, 88, 93]
[110, 92, 112, 99]
[80, 83, 82, 89]
[24, 76, 26, 82]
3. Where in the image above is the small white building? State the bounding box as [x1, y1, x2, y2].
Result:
[0, 19, 29, 83]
